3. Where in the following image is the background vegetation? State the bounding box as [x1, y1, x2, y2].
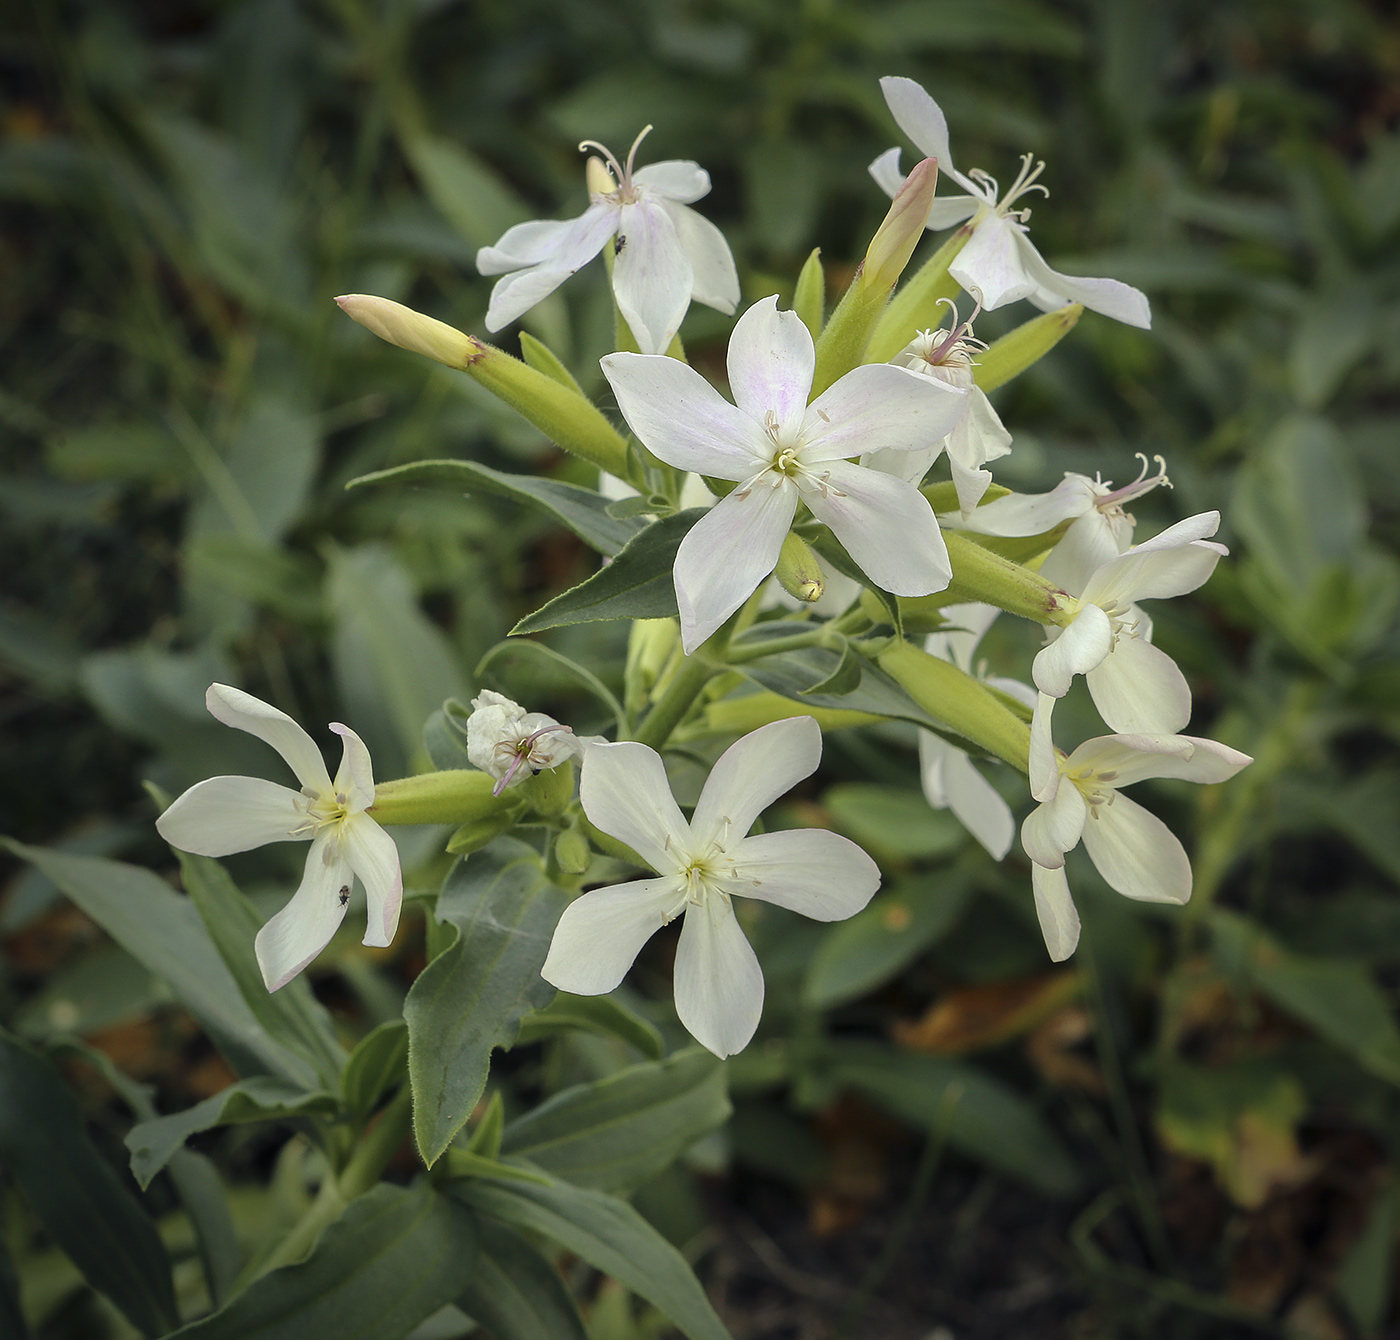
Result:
[3, 0, 1400, 1336]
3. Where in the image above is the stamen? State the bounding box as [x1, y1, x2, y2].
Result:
[999, 153, 1049, 214]
[1098, 453, 1172, 508]
[623, 124, 654, 181]
[577, 139, 625, 189]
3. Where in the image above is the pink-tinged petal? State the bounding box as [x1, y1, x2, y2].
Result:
[342, 814, 402, 948]
[601, 353, 768, 479]
[1032, 604, 1112, 697]
[1032, 862, 1081, 962]
[482, 204, 619, 330]
[950, 216, 1037, 310]
[665, 203, 739, 313]
[330, 723, 375, 811]
[1013, 231, 1152, 329]
[674, 481, 797, 652]
[156, 776, 307, 857]
[952, 474, 1098, 538]
[206, 684, 331, 793]
[254, 832, 352, 991]
[1086, 637, 1191, 735]
[938, 746, 1015, 860]
[731, 827, 880, 919]
[1068, 734, 1251, 788]
[878, 76, 982, 197]
[805, 364, 965, 462]
[613, 199, 693, 355]
[541, 877, 679, 994]
[1081, 793, 1191, 904]
[923, 602, 999, 673]
[1020, 778, 1086, 867]
[673, 895, 764, 1058]
[726, 296, 814, 433]
[691, 717, 822, 848]
[632, 160, 711, 204]
[579, 741, 690, 873]
[1028, 692, 1060, 802]
[803, 461, 950, 597]
[1081, 513, 1224, 607]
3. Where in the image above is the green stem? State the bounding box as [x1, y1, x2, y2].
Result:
[340, 1083, 413, 1199]
[631, 651, 719, 749]
[726, 628, 831, 665]
[255, 1175, 346, 1277]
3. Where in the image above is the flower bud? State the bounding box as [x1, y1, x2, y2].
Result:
[585, 155, 616, 196]
[862, 157, 940, 295]
[518, 759, 575, 816]
[864, 226, 974, 365]
[369, 769, 514, 826]
[972, 304, 1082, 393]
[446, 808, 522, 855]
[336, 294, 476, 369]
[775, 532, 824, 604]
[554, 823, 593, 875]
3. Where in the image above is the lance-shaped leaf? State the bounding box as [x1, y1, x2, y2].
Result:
[512, 509, 705, 635]
[0, 1029, 178, 1338]
[515, 992, 664, 1060]
[340, 1020, 409, 1123]
[2, 841, 313, 1085]
[126, 1078, 340, 1189]
[406, 839, 565, 1164]
[456, 1173, 731, 1340]
[477, 638, 626, 730]
[500, 1049, 730, 1191]
[456, 1221, 587, 1340]
[169, 1182, 477, 1340]
[348, 459, 643, 556]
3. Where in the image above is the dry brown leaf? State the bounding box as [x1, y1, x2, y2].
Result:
[893, 970, 1080, 1055]
[1025, 1005, 1105, 1093]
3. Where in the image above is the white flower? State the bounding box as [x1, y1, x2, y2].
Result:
[869, 77, 1151, 329]
[1020, 695, 1251, 960]
[601, 295, 968, 652]
[863, 315, 1012, 515]
[1033, 512, 1227, 735]
[948, 454, 1172, 590]
[477, 126, 739, 355]
[541, 716, 879, 1057]
[466, 690, 589, 795]
[155, 685, 402, 992]
[919, 603, 1035, 860]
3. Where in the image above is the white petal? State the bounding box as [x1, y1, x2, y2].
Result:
[254, 832, 352, 991]
[613, 199, 693, 355]
[804, 364, 965, 462]
[156, 776, 307, 857]
[1086, 637, 1191, 735]
[205, 684, 331, 793]
[950, 457, 994, 516]
[482, 204, 619, 331]
[541, 878, 679, 994]
[1068, 734, 1252, 787]
[940, 748, 1015, 860]
[949, 216, 1037, 310]
[330, 723, 375, 811]
[1020, 777, 1086, 867]
[342, 814, 402, 948]
[1080, 513, 1224, 608]
[1031, 862, 1081, 962]
[862, 441, 940, 486]
[1028, 691, 1060, 802]
[726, 296, 814, 434]
[579, 741, 690, 873]
[673, 895, 764, 1058]
[951, 474, 1097, 538]
[633, 160, 711, 204]
[867, 148, 981, 227]
[1012, 232, 1152, 329]
[477, 213, 606, 273]
[731, 828, 880, 919]
[1032, 604, 1112, 697]
[868, 146, 907, 199]
[665, 202, 739, 313]
[1081, 794, 1192, 904]
[919, 731, 951, 806]
[600, 353, 767, 479]
[674, 480, 796, 652]
[923, 601, 999, 673]
[1039, 510, 1126, 594]
[803, 461, 950, 597]
[878, 76, 982, 196]
[690, 716, 821, 848]
[986, 674, 1038, 710]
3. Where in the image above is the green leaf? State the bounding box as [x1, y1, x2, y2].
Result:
[500, 1049, 730, 1191]
[804, 873, 975, 1008]
[174, 849, 344, 1085]
[1, 841, 313, 1085]
[516, 992, 665, 1060]
[0, 1236, 29, 1340]
[348, 459, 643, 557]
[1336, 1184, 1397, 1337]
[423, 700, 473, 771]
[456, 1174, 731, 1340]
[821, 783, 967, 862]
[824, 1041, 1081, 1196]
[126, 1077, 340, 1190]
[800, 641, 862, 695]
[477, 638, 625, 729]
[0, 1029, 178, 1337]
[456, 1222, 587, 1340]
[511, 510, 705, 635]
[406, 840, 566, 1164]
[170, 1182, 478, 1340]
[341, 1021, 409, 1123]
[401, 135, 528, 250]
[1211, 911, 1400, 1087]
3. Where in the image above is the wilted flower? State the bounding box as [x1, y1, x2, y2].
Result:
[466, 690, 589, 795]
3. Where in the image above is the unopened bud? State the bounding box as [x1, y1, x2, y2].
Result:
[554, 823, 592, 874]
[586, 155, 617, 196]
[518, 759, 575, 816]
[369, 769, 514, 826]
[335, 295, 476, 369]
[864, 157, 940, 294]
[972, 304, 1082, 392]
[775, 532, 824, 603]
[445, 809, 521, 856]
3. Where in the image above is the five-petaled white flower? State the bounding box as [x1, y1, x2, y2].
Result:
[869, 77, 1151, 329]
[466, 690, 589, 795]
[601, 295, 968, 652]
[1033, 512, 1227, 735]
[1020, 695, 1251, 960]
[155, 685, 402, 992]
[541, 716, 880, 1057]
[919, 603, 1034, 860]
[477, 126, 739, 355]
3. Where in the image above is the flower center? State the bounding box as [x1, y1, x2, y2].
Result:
[491, 723, 575, 796]
[1067, 768, 1118, 814]
[578, 124, 653, 205]
[967, 152, 1049, 221]
[663, 850, 734, 923]
[290, 789, 352, 840]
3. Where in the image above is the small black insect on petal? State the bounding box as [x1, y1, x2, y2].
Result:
[338, 885, 350, 907]
[614, 234, 627, 255]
